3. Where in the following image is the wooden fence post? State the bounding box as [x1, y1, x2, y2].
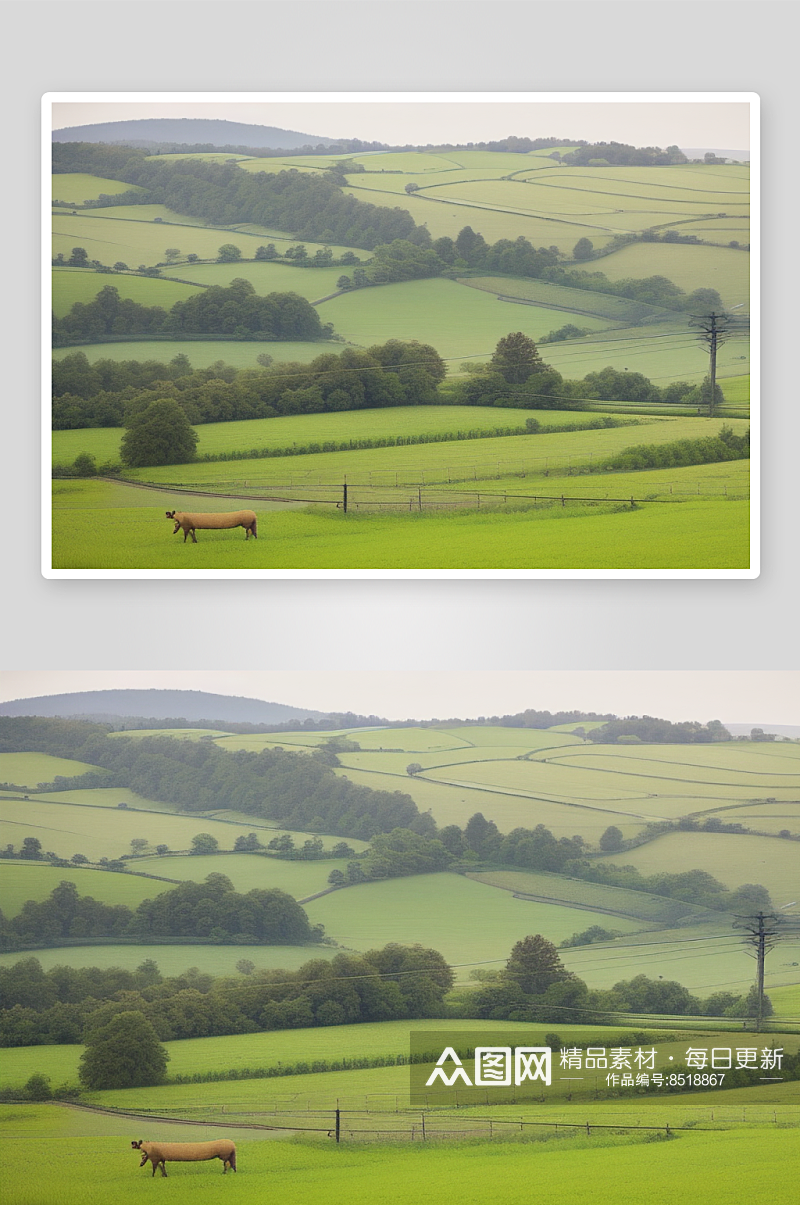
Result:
[343, 483, 348, 514]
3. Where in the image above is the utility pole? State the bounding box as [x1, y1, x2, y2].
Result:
[689, 306, 748, 418]
[733, 911, 781, 1031]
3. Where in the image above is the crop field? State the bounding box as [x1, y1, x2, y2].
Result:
[51, 268, 203, 317]
[593, 833, 800, 905]
[51, 174, 145, 204]
[51, 405, 623, 468]
[51, 495, 750, 570]
[0, 752, 104, 788]
[24, 787, 181, 811]
[0, 798, 290, 861]
[0, 941, 337, 977]
[304, 874, 646, 965]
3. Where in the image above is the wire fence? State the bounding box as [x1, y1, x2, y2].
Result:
[70, 1100, 793, 1143]
[130, 477, 748, 514]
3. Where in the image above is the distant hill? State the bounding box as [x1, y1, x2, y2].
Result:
[723, 722, 800, 738]
[0, 689, 325, 724]
[680, 147, 750, 162]
[51, 118, 334, 151]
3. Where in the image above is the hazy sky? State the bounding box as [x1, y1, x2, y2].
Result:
[51, 99, 752, 150]
[0, 672, 795, 724]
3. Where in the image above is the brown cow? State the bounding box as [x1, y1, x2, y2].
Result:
[131, 1139, 237, 1176]
[166, 510, 257, 542]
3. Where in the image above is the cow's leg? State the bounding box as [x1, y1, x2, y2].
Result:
[160, 1162, 167, 1178]
[190, 528, 197, 543]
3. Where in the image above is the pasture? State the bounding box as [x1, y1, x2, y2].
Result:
[0, 753, 104, 788]
[51, 268, 203, 317]
[304, 873, 647, 966]
[593, 832, 800, 906]
[594, 242, 750, 308]
[160, 260, 347, 300]
[51, 405, 631, 469]
[51, 495, 751, 571]
[0, 941, 337, 978]
[114, 413, 749, 487]
[0, 797, 289, 862]
[4, 1124, 796, 1205]
[52, 339, 334, 370]
[0, 863, 177, 917]
[316, 278, 615, 359]
[51, 174, 144, 204]
[52, 213, 284, 270]
[132, 853, 349, 898]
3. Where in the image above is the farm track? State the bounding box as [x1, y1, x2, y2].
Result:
[55, 1101, 295, 1134]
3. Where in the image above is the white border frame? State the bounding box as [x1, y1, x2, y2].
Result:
[42, 91, 759, 580]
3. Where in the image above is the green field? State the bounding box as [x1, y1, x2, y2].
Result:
[132, 853, 348, 898]
[51, 405, 633, 468]
[52, 213, 289, 269]
[52, 339, 334, 370]
[51, 268, 203, 317]
[317, 278, 615, 359]
[0, 798, 289, 862]
[0, 863, 175, 917]
[304, 874, 646, 966]
[4, 1123, 795, 1205]
[593, 832, 800, 905]
[0, 753, 104, 789]
[51, 495, 750, 570]
[594, 242, 750, 308]
[465, 870, 707, 925]
[0, 941, 336, 978]
[114, 413, 748, 487]
[52, 174, 144, 204]
[160, 260, 348, 300]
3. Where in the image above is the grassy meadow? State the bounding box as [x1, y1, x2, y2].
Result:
[49, 149, 752, 570]
[4, 1121, 796, 1205]
[51, 405, 635, 468]
[51, 495, 750, 570]
[2, 717, 797, 1201]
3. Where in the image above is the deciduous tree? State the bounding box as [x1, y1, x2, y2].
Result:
[120, 398, 198, 468]
[490, 332, 545, 384]
[79, 1010, 169, 1089]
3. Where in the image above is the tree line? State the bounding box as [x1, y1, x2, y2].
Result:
[0, 942, 454, 1049]
[53, 280, 327, 347]
[51, 342, 721, 436]
[53, 144, 426, 250]
[0, 875, 318, 953]
[52, 338, 446, 430]
[0, 717, 428, 841]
